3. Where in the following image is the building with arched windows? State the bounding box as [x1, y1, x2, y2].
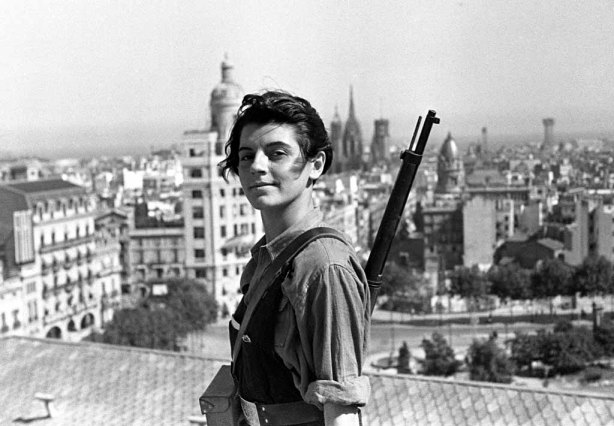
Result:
[0, 179, 121, 340]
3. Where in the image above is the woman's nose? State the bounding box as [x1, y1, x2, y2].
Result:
[250, 151, 267, 173]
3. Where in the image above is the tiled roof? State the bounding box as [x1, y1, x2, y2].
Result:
[0, 336, 225, 425]
[3, 336, 614, 425]
[4, 179, 82, 194]
[364, 372, 614, 425]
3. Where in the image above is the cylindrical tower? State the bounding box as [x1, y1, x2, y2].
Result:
[210, 56, 243, 155]
[542, 118, 555, 149]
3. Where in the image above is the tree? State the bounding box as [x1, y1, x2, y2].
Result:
[163, 278, 218, 332]
[541, 327, 599, 374]
[420, 332, 460, 376]
[101, 278, 218, 351]
[102, 307, 181, 351]
[467, 336, 514, 383]
[530, 258, 573, 315]
[449, 265, 490, 311]
[573, 255, 613, 298]
[488, 263, 531, 302]
[594, 320, 614, 356]
[381, 261, 431, 313]
[511, 332, 541, 374]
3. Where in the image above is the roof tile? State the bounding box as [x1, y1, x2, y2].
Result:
[5, 337, 614, 425]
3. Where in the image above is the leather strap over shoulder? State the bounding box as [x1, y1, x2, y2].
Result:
[231, 227, 349, 370]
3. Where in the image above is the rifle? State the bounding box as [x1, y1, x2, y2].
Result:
[199, 110, 439, 424]
[364, 110, 439, 313]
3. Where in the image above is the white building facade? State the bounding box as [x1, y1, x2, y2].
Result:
[181, 58, 263, 316]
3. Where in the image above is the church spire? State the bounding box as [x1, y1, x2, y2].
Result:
[348, 85, 356, 120]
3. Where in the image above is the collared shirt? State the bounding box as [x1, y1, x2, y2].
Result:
[239, 207, 371, 409]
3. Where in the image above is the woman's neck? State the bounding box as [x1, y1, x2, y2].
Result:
[261, 195, 313, 241]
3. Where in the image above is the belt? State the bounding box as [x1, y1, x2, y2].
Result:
[239, 396, 324, 425]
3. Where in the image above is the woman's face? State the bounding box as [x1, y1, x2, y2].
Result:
[237, 122, 324, 213]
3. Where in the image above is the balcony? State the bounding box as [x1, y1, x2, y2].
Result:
[40, 234, 94, 254]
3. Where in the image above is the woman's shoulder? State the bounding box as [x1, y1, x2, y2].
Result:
[283, 233, 365, 296]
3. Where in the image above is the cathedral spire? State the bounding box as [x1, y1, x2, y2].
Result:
[348, 85, 356, 120]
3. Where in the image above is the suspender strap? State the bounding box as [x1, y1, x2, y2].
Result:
[231, 227, 348, 370]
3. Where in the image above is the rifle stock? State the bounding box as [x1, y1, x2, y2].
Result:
[364, 110, 439, 313]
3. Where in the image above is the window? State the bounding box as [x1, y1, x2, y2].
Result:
[223, 268, 228, 277]
[190, 168, 203, 178]
[220, 226, 226, 238]
[233, 224, 238, 236]
[251, 223, 256, 233]
[194, 249, 205, 259]
[219, 206, 226, 218]
[192, 190, 203, 199]
[220, 189, 225, 197]
[193, 207, 204, 219]
[189, 148, 203, 157]
[193, 227, 205, 239]
[195, 268, 206, 278]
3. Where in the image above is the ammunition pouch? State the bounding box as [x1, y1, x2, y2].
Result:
[199, 365, 242, 425]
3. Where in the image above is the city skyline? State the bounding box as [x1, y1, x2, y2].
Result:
[2, 1, 614, 159]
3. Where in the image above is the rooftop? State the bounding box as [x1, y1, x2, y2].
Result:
[4, 179, 82, 194]
[2, 336, 614, 425]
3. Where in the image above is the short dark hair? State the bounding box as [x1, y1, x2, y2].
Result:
[219, 90, 333, 178]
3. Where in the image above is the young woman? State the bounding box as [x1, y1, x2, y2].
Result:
[220, 91, 370, 426]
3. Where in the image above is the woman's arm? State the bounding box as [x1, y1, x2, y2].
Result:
[324, 403, 361, 426]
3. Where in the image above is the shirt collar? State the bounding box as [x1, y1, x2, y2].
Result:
[249, 207, 323, 260]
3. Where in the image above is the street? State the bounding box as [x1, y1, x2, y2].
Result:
[184, 319, 552, 361]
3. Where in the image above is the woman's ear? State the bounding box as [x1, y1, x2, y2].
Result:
[309, 151, 326, 180]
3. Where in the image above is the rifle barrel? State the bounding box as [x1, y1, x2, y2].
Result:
[364, 110, 439, 313]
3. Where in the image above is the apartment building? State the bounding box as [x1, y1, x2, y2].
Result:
[0, 179, 121, 340]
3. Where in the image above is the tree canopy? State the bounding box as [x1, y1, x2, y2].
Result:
[467, 335, 514, 384]
[530, 258, 573, 300]
[488, 263, 531, 302]
[420, 332, 461, 376]
[101, 278, 218, 351]
[449, 265, 490, 310]
[572, 255, 613, 297]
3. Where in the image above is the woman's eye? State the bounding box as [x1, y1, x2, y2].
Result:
[270, 151, 286, 158]
[239, 154, 254, 162]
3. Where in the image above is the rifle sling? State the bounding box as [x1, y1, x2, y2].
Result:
[231, 227, 348, 371]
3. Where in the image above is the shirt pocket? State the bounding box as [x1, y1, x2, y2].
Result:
[274, 296, 292, 349]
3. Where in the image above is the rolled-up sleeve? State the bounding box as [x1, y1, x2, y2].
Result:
[278, 255, 371, 410]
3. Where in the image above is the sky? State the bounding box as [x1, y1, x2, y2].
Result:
[2, 0, 614, 158]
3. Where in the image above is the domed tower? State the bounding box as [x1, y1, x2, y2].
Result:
[342, 86, 363, 171]
[329, 106, 343, 174]
[436, 132, 464, 193]
[210, 55, 244, 155]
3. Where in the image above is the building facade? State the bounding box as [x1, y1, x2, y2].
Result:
[181, 58, 264, 315]
[0, 179, 121, 340]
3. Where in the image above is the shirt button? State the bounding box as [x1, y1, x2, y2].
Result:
[242, 334, 251, 343]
